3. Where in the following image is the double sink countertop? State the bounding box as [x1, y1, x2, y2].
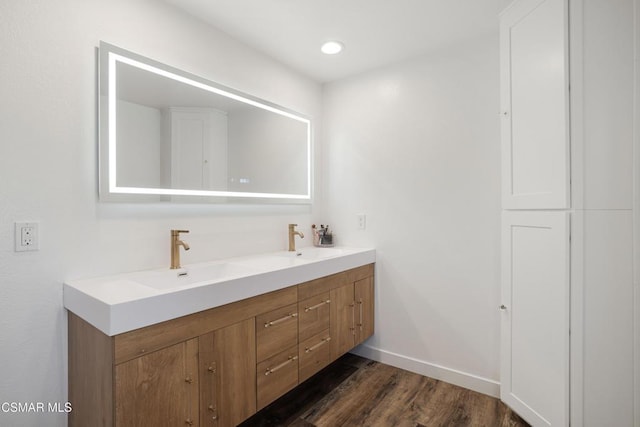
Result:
[64, 246, 375, 336]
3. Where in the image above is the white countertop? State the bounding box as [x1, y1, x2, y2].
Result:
[64, 246, 375, 336]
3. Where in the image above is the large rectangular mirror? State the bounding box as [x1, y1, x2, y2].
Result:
[99, 42, 312, 202]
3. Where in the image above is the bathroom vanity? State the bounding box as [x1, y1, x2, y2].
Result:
[65, 247, 375, 427]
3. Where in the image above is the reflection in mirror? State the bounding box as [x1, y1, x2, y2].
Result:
[99, 42, 312, 202]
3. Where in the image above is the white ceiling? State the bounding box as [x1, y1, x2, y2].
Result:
[165, 0, 509, 83]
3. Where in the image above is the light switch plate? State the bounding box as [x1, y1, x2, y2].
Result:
[356, 214, 367, 230]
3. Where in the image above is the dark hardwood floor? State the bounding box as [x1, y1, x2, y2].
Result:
[240, 354, 529, 427]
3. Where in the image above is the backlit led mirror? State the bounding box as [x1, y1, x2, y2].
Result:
[98, 42, 312, 202]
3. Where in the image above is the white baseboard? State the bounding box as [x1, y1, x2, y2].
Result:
[350, 344, 500, 398]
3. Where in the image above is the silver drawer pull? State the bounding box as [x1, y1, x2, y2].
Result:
[305, 337, 331, 353]
[304, 299, 331, 312]
[264, 312, 298, 328]
[265, 355, 298, 376]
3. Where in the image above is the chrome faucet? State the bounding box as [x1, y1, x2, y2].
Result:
[288, 224, 304, 252]
[170, 229, 190, 269]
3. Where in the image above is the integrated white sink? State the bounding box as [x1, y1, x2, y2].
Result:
[133, 262, 258, 291]
[64, 246, 375, 336]
[232, 255, 310, 269]
[276, 247, 349, 259]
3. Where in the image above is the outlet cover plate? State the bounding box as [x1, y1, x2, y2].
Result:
[15, 221, 39, 252]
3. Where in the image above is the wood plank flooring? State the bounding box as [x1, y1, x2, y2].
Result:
[240, 354, 529, 427]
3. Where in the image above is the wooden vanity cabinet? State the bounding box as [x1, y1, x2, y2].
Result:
[298, 264, 374, 374]
[69, 286, 295, 427]
[330, 276, 375, 360]
[198, 318, 256, 426]
[114, 319, 256, 427]
[114, 338, 199, 426]
[68, 264, 374, 427]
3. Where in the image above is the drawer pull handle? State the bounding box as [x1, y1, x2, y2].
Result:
[305, 337, 331, 353]
[265, 355, 298, 376]
[264, 312, 298, 328]
[304, 299, 331, 312]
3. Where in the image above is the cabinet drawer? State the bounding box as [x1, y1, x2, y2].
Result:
[256, 303, 298, 362]
[298, 330, 331, 383]
[256, 346, 298, 410]
[298, 292, 331, 342]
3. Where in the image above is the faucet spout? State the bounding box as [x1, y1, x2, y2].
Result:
[171, 229, 190, 269]
[288, 224, 304, 252]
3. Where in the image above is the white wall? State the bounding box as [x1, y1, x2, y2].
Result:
[228, 108, 308, 195]
[117, 100, 162, 188]
[322, 34, 502, 394]
[0, 1, 321, 426]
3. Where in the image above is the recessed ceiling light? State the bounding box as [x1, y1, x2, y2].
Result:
[321, 41, 344, 55]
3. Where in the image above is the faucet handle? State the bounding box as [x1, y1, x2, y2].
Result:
[172, 229, 190, 234]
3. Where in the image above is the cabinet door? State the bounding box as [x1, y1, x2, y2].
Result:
[170, 108, 228, 190]
[330, 283, 355, 360]
[115, 338, 199, 427]
[354, 277, 374, 345]
[501, 211, 569, 426]
[500, 0, 569, 209]
[200, 318, 256, 427]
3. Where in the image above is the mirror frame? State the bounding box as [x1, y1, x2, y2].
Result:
[98, 42, 312, 203]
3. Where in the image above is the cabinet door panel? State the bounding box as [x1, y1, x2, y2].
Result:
[115, 338, 199, 427]
[202, 318, 256, 427]
[330, 283, 355, 360]
[354, 277, 374, 345]
[501, 211, 569, 426]
[171, 108, 228, 190]
[199, 332, 218, 426]
[501, 0, 569, 209]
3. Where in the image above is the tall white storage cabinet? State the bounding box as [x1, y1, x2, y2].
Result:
[501, 0, 637, 426]
[500, 0, 571, 425]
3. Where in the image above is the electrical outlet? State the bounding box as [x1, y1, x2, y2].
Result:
[15, 222, 39, 252]
[356, 214, 367, 230]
